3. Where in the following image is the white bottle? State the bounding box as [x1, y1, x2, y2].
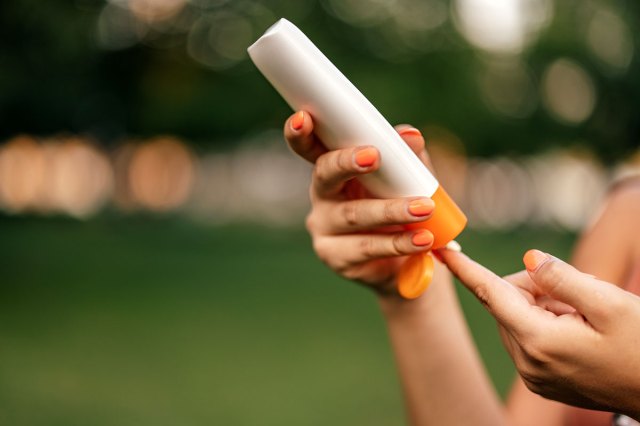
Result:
[248, 19, 466, 298]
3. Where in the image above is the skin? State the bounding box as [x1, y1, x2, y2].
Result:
[503, 180, 640, 426]
[440, 250, 640, 421]
[285, 111, 505, 425]
[283, 110, 640, 424]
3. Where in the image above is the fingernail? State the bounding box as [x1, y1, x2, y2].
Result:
[399, 127, 422, 137]
[412, 230, 433, 246]
[291, 111, 305, 131]
[354, 147, 378, 167]
[408, 199, 434, 216]
[523, 249, 549, 272]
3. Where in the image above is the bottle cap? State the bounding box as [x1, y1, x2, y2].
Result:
[398, 185, 467, 298]
[406, 185, 467, 249]
[397, 252, 434, 299]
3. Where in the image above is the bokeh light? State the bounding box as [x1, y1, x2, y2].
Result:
[42, 138, 114, 218]
[453, 0, 553, 55]
[187, 10, 255, 70]
[541, 59, 597, 125]
[125, 0, 187, 24]
[187, 131, 311, 226]
[478, 58, 537, 118]
[322, 0, 449, 60]
[585, 7, 634, 74]
[466, 157, 534, 228]
[0, 136, 47, 213]
[128, 137, 195, 211]
[0, 136, 113, 218]
[97, 2, 147, 50]
[527, 150, 607, 230]
[3, 0, 638, 226]
[0, 132, 626, 230]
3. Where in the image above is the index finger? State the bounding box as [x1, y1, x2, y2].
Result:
[438, 249, 538, 336]
[284, 111, 327, 163]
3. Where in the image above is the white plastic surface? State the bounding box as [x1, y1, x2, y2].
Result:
[248, 19, 439, 198]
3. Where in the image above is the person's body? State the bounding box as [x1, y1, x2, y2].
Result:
[283, 110, 640, 425]
[498, 177, 640, 426]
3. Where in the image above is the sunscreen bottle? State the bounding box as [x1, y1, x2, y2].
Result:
[248, 19, 466, 298]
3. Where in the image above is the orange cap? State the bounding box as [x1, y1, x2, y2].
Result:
[406, 185, 467, 249]
[397, 252, 434, 299]
[398, 185, 467, 299]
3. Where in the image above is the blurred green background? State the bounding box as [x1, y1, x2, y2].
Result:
[0, 0, 638, 424]
[0, 218, 575, 425]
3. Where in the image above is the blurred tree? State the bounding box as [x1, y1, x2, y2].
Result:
[0, 0, 638, 161]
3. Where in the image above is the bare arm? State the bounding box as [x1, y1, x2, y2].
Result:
[504, 179, 640, 425]
[381, 263, 505, 426]
[284, 111, 505, 425]
[572, 179, 640, 283]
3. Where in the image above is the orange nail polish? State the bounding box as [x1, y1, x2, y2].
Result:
[523, 249, 548, 272]
[291, 111, 305, 131]
[412, 230, 433, 246]
[355, 147, 377, 167]
[399, 127, 422, 137]
[408, 199, 434, 217]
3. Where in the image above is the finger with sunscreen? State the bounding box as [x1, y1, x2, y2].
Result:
[438, 249, 537, 336]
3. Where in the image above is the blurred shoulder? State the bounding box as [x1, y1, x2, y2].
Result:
[605, 177, 640, 256]
[608, 176, 640, 206]
[594, 177, 640, 221]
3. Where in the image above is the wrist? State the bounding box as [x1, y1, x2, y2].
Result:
[378, 292, 433, 319]
[378, 264, 454, 321]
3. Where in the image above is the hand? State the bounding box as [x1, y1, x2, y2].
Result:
[283, 110, 436, 297]
[439, 248, 640, 420]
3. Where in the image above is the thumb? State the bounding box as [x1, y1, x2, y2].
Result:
[523, 249, 619, 325]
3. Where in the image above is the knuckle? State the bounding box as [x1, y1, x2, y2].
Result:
[341, 267, 361, 281]
[335, 149, 353, 172]
[305, 212, 317, 233]
[382, 199, 398, 223]
[312, 163, 329, 188]
[545, 260, 564, 281]
[359, 237, 377, 259]
[519, 366, 545, 396]
[342, 202, 359, 228]
[542, 260, 565, 282]
[473, 284, 492, 310]
[338, 149, 354, 172]
[519, 333, 552, 365]
[390, 233, 408, 256]
[539, 260, 566, 296]
[312, 237, 330, 263]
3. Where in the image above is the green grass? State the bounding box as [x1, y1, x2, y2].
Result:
[0, 216, 576, 425]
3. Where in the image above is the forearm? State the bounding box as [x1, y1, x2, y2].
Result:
[379, 263, 506, 426]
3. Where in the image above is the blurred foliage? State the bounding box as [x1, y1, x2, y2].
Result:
[0, 0, 638, 161]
